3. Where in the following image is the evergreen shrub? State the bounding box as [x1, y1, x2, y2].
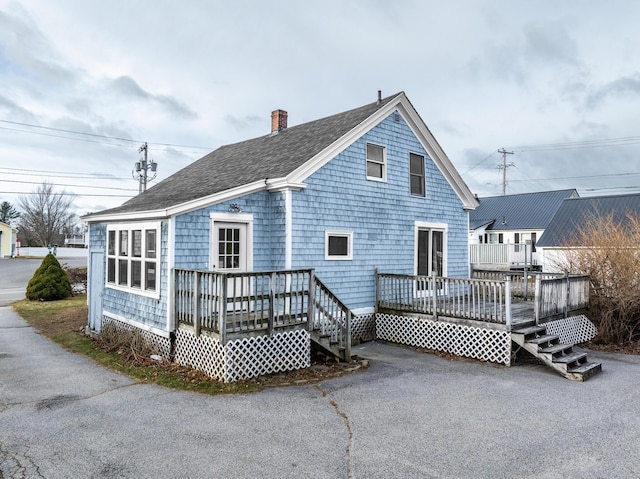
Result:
[26, 254, 73, 301]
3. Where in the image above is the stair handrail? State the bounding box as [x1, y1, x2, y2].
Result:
[312, 275, 352, 361]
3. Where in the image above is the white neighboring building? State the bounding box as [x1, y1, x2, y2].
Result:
[469, 189, 579, 271]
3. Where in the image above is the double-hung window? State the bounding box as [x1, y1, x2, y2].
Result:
[107, 222, 160, 297]
[409, 153, 425, 196]
[366, 143, 386, 181]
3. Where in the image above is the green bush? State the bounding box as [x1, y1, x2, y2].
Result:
[26, 254, 73, 301]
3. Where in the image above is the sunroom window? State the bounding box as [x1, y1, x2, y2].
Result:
[107, 222, 160, 296]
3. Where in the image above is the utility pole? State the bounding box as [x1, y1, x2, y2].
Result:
[498, 148, 514, 196]
[133, 142, 157, 193]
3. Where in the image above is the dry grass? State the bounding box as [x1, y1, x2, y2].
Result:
[12, 295, 366, 392]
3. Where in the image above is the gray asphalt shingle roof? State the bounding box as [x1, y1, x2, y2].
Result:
[536, 193, 640, 247]
[97, 92, 403, 216]
[469, 189, 578, 231]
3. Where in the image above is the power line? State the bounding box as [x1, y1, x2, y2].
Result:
[508, 136, 640, 152]
[2, 191, 133, 198]
[0, 167, 130, 180]
[0, 178, 138, 191]
[0, 119, 215, 151]
[509, 171, 640, 183]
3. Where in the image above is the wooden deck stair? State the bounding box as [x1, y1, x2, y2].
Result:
[511, 324, 601, 381]
[310, 331, 347, 361]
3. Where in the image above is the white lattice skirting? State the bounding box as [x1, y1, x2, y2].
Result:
[376, 313, 512, 365]
[544, 315, 597, 345]
[102, 316, 171, 358]
[174, 328, 311, 382]
[352, 313, 376, 342]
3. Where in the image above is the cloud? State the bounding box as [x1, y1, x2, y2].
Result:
[0, 6, 77, 90]
[585, 73, 640, 108]
[0, 95, 37, 122]
[109, 76, 197, 119]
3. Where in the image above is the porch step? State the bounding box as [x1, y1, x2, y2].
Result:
[511, 325, 602, 382]
[310, 332, 349, 362]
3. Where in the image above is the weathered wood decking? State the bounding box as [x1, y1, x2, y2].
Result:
[375, 272, 589, 330]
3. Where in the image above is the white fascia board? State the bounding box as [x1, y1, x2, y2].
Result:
[83, 180, 268, 223]
[287, 95, 405, 184]
[265, 178, 307, 192]
[396, 100, 479, 211]
[82, 209, 168, 223]
[165, 180, 267, 216]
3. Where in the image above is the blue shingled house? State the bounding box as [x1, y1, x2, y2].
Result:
[84, 91, 480, 381]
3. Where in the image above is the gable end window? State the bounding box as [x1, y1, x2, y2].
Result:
[366, 143, 386, 181]
[409, 153, 425, 196]
[325, 231, 353, 260]
[107, 222, 160, 297]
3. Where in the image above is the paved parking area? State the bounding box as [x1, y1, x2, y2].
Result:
[1, 305, 640, 478]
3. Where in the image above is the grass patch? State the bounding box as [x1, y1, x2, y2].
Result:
[12, 295, 261, 395]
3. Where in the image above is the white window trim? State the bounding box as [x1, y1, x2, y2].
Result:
[414, 221, 448, 277]
[325, 230, 353, 260]
[106, 221, 161, 299]
[409, 151, 426, 197]
[366, 142, 387, 182]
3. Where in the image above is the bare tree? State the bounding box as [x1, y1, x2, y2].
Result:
[18, 182, 76, 247]
[553, 211, 640, 344]
[0, 201, 19, 225]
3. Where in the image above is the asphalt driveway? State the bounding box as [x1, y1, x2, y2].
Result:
[1, 306, 639, 478]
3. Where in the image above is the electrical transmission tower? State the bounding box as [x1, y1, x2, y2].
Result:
[133, 142, 157, 193]
[498, 148, 514, 195]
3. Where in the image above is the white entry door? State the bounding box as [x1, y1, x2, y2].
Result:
[213, 222, 251, 310]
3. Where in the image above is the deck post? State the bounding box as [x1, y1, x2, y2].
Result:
[267, 272, 275, 336]
[219, 274, 227, 344]
[505, 275, 512, 331]
[307, 269, 315, 331]
[523, 266, 528, 301]
[564, 271, 570, 318]
[375, 268, 380, 313]
[431, 272, 437, 320]
[534, 273, 541, 325]
[193, 271, 200, 337]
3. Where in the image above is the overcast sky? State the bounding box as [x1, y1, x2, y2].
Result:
[1, 0, 640, 219]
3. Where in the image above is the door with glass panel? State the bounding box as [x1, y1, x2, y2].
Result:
[213, 222, 249, 311]
[416, 228, 445, 295]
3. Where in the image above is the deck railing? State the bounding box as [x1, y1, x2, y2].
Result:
[174, 268, 313, 343]
[312, 276, 351, 360]
[535, 274, 590, 323]
[174, 268, 351, 357]
[376, 272, 512, 328]
[469, 243, 534, 267]
[472, 270, 562, 301]
[377, 271, 591, 329]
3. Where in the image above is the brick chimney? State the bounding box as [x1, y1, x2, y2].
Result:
[271, 109, 288, 133]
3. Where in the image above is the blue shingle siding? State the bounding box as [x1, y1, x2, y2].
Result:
[174, 191, 285, 271]
[291, 113, 469, 309]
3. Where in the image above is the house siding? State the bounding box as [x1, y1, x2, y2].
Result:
[174, 191, 286, 271]
[90, 221, 169, 332]
[291, 112, 469, 309]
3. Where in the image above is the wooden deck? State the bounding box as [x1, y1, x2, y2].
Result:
[376, 272, 589, 331]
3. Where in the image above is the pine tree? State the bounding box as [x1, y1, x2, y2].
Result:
[26, 254, 73, 301]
